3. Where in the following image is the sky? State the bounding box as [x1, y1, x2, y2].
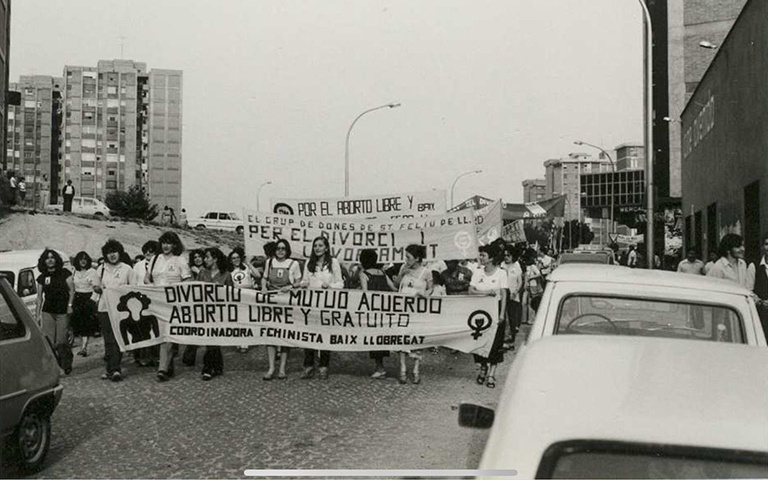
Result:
[10, 0, 644, 217]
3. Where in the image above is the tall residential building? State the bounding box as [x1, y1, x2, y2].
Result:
[61, 59, 182, 212]
[543, 153, 611, 222]
[1, 0, 11, 171]
[521, 179, 546, 203]
[615, 143, 645, 171]
[6, 75, 62, 207]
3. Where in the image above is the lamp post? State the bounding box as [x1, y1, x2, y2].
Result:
[256, 181, 272, 211]
[344, 102, 401, 197]
[574, 140, 616, 242]
[638, 0, 654, 269]
[450, 170, 483, 208]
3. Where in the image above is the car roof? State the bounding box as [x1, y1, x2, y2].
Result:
[0, 249, 72, 272]
[495, 336, 768, 454]
[549, 264, 751, 296]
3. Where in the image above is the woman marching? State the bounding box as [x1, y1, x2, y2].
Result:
[469, 243, 508, 389]
[35, 249, 75, 374]
[145, 231, 192, 382]
[299, 236, 344, 380]
[394, 244, 434, 384]
[71, 251, 100, 357]
[261, 238, 302, 380]
[92, 240, 137, 381]
[229, 247, 261, 355]
[197, 248, 233, 381]
[359, 248, 397, 379]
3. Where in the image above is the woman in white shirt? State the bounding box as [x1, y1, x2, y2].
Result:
[145, 231, 192, 382]
[394, 244, 434, 385]
[71, 251, 100, 357]
[261, 239, 302, 380]
[299, 236, 344, 380]
[469, 244, 508, 389]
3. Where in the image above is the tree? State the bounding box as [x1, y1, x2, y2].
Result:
[523, 219, 553, 250]
[560, 220, 595, 250]
[105, 185, 159, 221]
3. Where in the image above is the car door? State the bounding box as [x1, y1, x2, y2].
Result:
[71, 198, 82, 213]
[219, 213, 234, 230]
[0, 279, 33, 434]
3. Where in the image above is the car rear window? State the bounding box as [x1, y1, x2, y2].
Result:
[0, 285, 27, 341]
[555, 295, 745, 344]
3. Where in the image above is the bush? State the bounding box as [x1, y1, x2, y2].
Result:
[105, 185, 159, 221]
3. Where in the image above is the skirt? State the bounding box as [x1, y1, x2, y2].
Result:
[473, 319, 506, 365]
[71, 292, 99, 337]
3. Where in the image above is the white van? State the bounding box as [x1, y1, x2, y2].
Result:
[0, 249, 72, 313]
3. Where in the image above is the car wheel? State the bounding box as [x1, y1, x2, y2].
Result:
[236, 226, 244, 234]
[195, 225, 206, 230]
[12, 410, 51, 472]
[94, 212, 104, 217]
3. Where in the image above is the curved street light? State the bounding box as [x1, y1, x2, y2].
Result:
[639, 0, 654, 269]
[344, 102, 401, 196]
[574, 140, 616, 243]
[450, 170, 482, 208]
[256, 181, 272, 211]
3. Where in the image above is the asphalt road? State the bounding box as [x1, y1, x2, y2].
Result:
[2, 331, 526, 478]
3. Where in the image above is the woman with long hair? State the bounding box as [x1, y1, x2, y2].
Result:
[197, 247, 233, 381]
[359, 248, 396, 379]
[35, 249, 75, 375]
[469, 243, 508, 389]
[229, 246, 261, 355]
[189, 249, 205, 280]
[93, 239, 137, 381]
[394, 244, 434, 385]
[299, 236, 344, 380]
[261, 238, 302, 380]
[145, 231, 192, 382]
[71, 251, 100, 357]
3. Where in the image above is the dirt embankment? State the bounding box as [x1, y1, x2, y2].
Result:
[0, 211, 244, 259]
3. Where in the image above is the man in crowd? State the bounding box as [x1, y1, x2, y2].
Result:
[677, 248, 704, 275]
[747, 235, 768, 340]
[62, 179, 75, 212]
[627, 245, 638, 268]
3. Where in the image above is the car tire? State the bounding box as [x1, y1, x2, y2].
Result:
[11, 409, 51, 472]
[94, 212, 104, 218]
[236, 226, 244, 234]
[195, 225, 206, 230]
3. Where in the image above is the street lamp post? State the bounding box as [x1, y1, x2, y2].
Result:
[344, 103, 401, 197]
[450, 170, 483, 208]
[638, 0, 654, 269]
[256, 181, 272, 211]
[574, 140, 616, 243]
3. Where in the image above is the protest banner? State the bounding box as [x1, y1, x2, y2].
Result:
[104, 284, 499, 356]
[502, 220, 527, 244]
[272, 190, 446, 218]
[244, 209, 478, 263]
[474, 200, 503, 245]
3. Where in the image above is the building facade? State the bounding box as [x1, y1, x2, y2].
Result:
[615, 143, 645, 171]
[521, 178, 546, 203]
[6, 76, 62, 207]
[60, 60, 182, 212]
[1, 0, 10, 171]
[544, 153, 611, 222]
[681, 0, 767, 265]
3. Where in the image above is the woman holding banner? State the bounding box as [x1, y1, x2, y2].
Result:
[261, 238, 302, 380]
[197, 248, 233, 381]
[469, 243, 508, 389]
[394, 244, 434, 385]
[145, 231, 193, 382]
[359, 249, 397, 379]
[299, 236, 344, 380]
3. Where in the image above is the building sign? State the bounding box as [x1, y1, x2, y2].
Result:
[683, 94, 715, 159]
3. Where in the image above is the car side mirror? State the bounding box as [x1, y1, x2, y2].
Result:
[458, 403, 495, 429]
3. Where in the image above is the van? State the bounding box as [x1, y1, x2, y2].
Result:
[0, 276, 64, 472]
[0, 249, 72, 314]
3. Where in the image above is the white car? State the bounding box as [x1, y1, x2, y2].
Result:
[46, 197, 111, 217]
[527, 264, 766, 346]
[461, 336, 768, 478]
[189, 211, 244, 234]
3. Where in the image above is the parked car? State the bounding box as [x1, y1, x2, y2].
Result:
[46, 196, 112, 217]
[189, 211, 244, 234]
[527, 264, 766, 346]
[460, 336, 768, 478]
[0, 249, 72, 314]
[0, 275, 64, 472]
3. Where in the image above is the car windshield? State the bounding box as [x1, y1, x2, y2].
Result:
[555, 295, 745, 344]
[548, 450, 768, 479]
